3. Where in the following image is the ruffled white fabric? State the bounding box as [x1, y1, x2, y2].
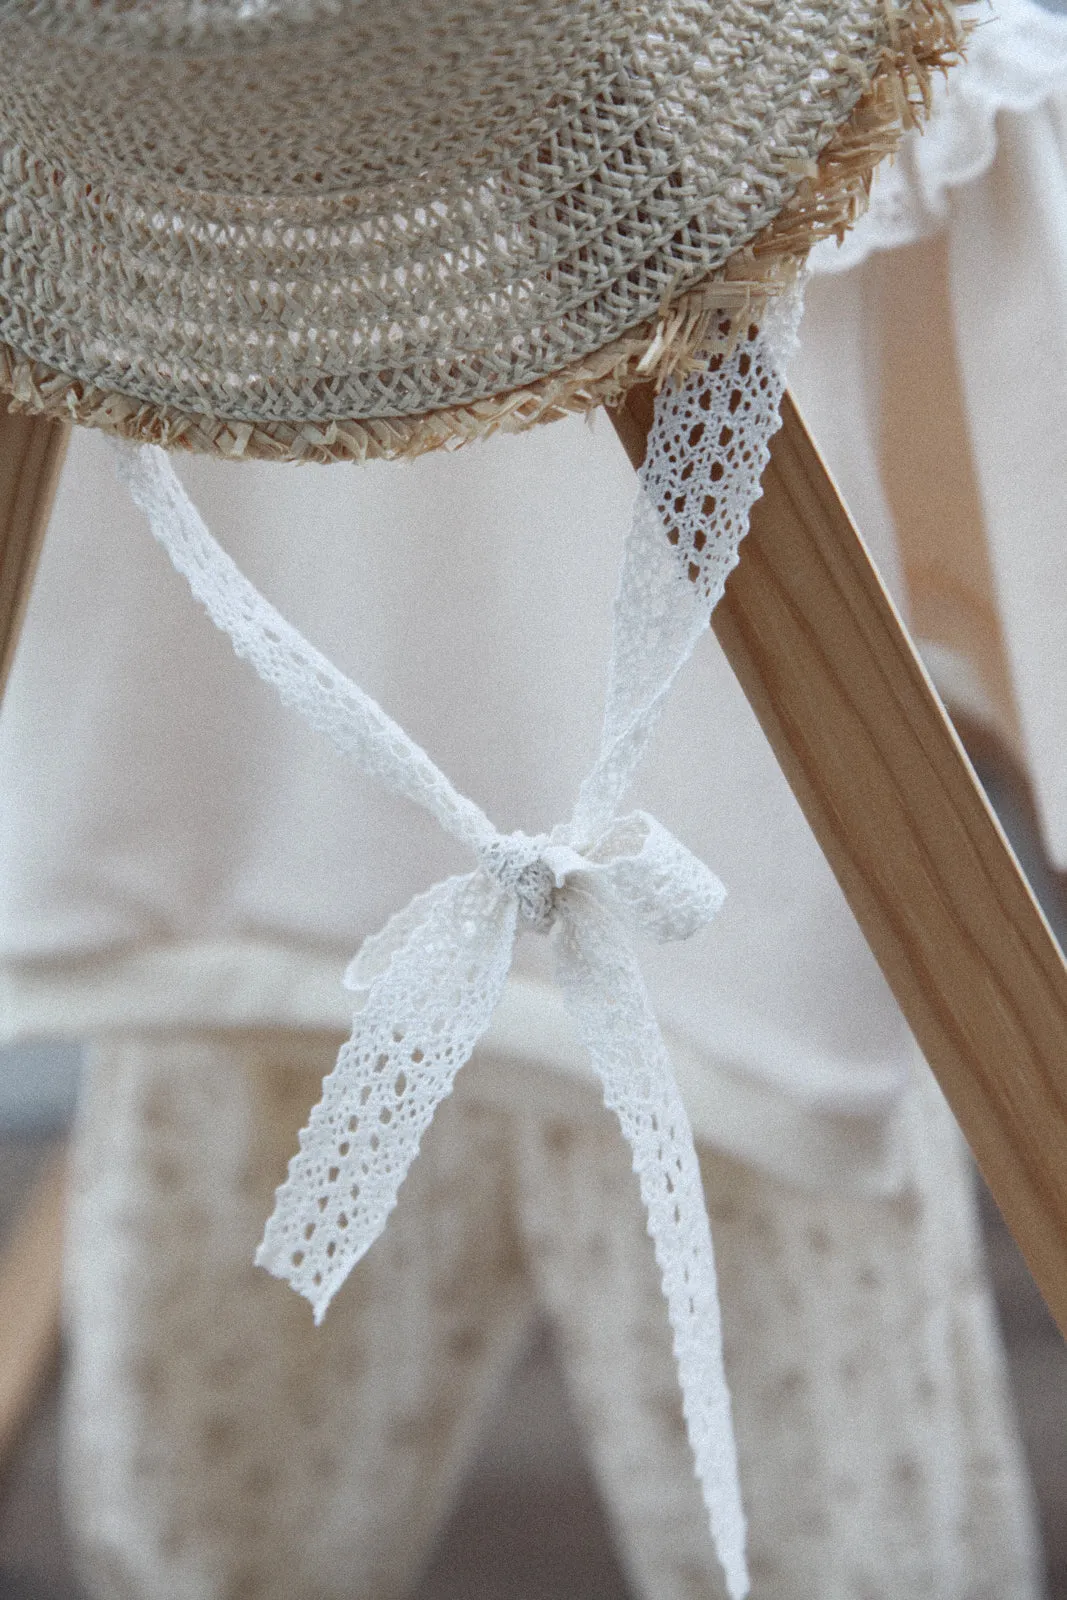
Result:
[811, 0, 1067, 273]
[114, 297, 802, 1600]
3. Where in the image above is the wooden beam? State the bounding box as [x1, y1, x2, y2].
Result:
[0, 1149, 67, 1470]
[0, 410, 69, 1468]
[611, 386, 1067, 1339]
[0, 409, 69, 697]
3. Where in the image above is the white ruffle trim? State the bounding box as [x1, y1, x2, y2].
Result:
[812, 0, 1067, 272]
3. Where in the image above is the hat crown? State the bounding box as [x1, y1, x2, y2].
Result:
[0, 0, 959, 456]
[0, 0, 352, 52]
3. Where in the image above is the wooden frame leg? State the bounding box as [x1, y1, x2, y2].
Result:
[0, 1150, 67, 1468]
[0, 410, 69, 1470]
[611, 387, 1067, 1340]
[0, 410, 69, 697]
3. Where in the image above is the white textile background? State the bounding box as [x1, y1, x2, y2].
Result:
[801, 0, 1067, 868]
[0, 414, 913, 1195]
[2, 0, 1066, 1201]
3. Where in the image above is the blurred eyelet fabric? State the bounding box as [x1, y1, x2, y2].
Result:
[0, 0, 1065, 1594]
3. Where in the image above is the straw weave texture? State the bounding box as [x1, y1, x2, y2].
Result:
[0, 0, 961, 460]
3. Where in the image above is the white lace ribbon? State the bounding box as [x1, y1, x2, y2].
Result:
[115, 301, 799, 1600]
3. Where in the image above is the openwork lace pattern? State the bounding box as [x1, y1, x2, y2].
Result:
[573, 301, 804, 841]
[116, 301, 799, 1600]
[66, 1035, 1042, 1600]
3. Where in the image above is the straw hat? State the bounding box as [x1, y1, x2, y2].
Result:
[0, 0, 960, 463]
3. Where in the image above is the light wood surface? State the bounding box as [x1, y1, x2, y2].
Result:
[0, 411, 69, 1470]
[0, 1149, 66, 1471]
[0, 410, 69, 698]
[611, 386, 1067, 1339]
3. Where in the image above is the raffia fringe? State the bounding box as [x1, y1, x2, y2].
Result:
[0, 0, 964, 465]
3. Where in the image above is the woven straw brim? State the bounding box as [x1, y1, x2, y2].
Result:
[0, 0, 962, 463]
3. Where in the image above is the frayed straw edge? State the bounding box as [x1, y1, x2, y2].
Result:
[0, 275, 781, 465]
[0, 0, 965, 465]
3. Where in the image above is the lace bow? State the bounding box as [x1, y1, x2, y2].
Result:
[116, 306, 800, 1600]
[261, 806, 724, 1304]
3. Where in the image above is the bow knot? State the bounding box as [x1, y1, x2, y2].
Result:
[479, 831, 562, 933]
[474, 813, 725, 946]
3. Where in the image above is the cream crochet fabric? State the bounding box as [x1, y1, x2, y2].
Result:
[62, 1032, 1041, 1600]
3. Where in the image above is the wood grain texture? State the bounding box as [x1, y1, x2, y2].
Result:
[0, 1149, 66, 1473]
[610, 386, 1067, 1338]
[0, 411, 69, 1473]
[0, 410, 69, 699]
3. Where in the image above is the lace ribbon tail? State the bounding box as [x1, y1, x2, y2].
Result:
[571, 302, 800, 844]
[116, 441, 497, 857]
[257, 871, 519, 1321]
[553, 885, 749, 1600]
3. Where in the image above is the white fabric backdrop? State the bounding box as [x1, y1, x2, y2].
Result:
[3, 0, 1066, 1195]
[0, 412, 914, 1194]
